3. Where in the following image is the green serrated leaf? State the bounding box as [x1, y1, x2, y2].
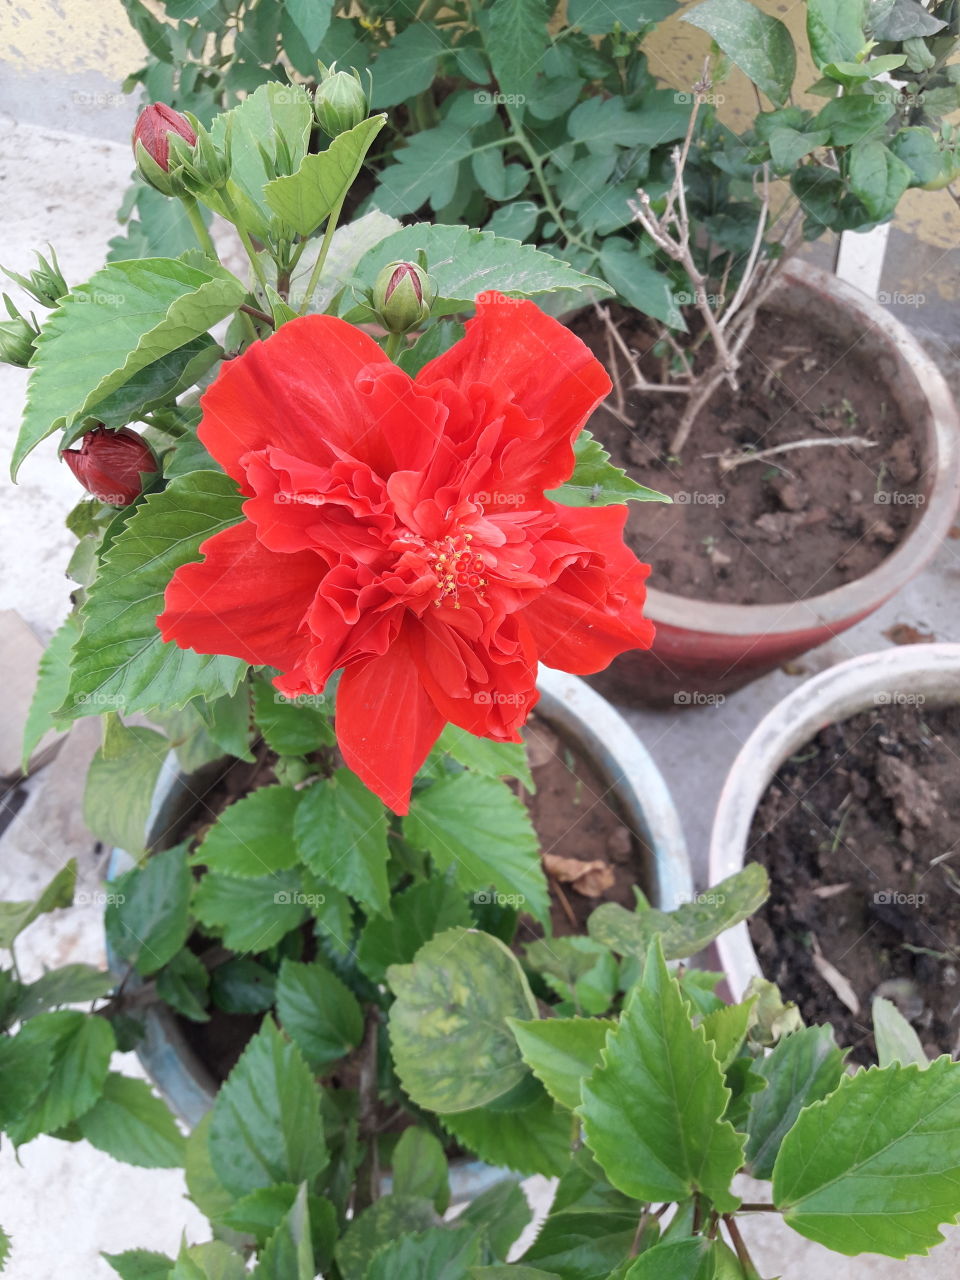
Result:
[581, 939, 744, 1211]
[15, 964, 114, 1021]
[345, 223, 611, 320]
[509, 1016, 610, 1110]
[745, 1023, 846, 1179]
[252, 674, 333, 755]
[103, 1249, 176, 1280]
[6, 1010, 115, 1144]
[807, 0, 867, 69]
[547, 429, 670, 506]
[405, 774, 548, 923]
[568, 0, 678, 32]
[484, 0, 549, 95]
[587, 864, 770, 960]
[77, 1072, 185, 1167]
[370, 24, 446, 110]
[293, 769, 391, 916]
[209, 1017, 327, 1198]
[774, 1058, 960, 1256]
[285, 0, 333, 50]
[193, 869, 308, 953]
[848, 140, 913, 221]
[252, 1183, 314, 1280]
[388, 927, 538, 1113]
[435, 723, 534, 790]
[106, 844, 192, 976]
[194, 785, 302, 877]
[461, 1180, 533, 1261]
[623, 1236, 738, 1278]
[684, 0, 796, 105]
[264, 115, 386, 236]
[275, 958, 364, 1069]
[356, 874, 472, 983]
[335, 1196, 437, 1280]
[12, 258, 245, 477]
[156, 948, 210, 1022]
[440, 1090, 571, 1177]
[700, 997, 756, 1071]
[60, 471, 246, 720]
[366, 1225, 482, 1280]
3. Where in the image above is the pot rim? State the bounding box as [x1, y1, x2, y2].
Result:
[639, 259, 960, 636]
[708, 642, 960, 1000]
[109, 667, 692, 1126]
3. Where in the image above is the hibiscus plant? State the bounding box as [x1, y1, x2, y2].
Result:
[4, 55, 960, 1280]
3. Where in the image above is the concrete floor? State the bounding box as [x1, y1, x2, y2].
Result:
[2, 86, 960, 1280]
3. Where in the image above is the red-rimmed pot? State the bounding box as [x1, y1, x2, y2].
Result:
[590, 260, 960, 708]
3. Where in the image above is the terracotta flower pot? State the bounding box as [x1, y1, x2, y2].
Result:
[592, 261, 960, 707]
[707, 643, 960, 1000]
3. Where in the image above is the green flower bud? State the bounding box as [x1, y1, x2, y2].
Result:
[0, 295, 39, 367]
[372, 261, 436, 334]
[171, 116, 232, 195]
[1, 246, 67, 308]
[314, 64, 368, 138]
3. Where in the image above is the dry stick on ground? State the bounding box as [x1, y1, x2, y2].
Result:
[594, 303, 691, 397]
[703, 434, 877, 474]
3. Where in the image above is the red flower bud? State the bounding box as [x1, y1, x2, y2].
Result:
[132, 103, 196, 172]
[63, 427, 157, 506]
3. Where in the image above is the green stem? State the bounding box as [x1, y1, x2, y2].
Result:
[504, 107, 596, 258]
[384, 331, 404, 361]
[219, 190, 269, 293]
[183, 195, 219, 260]
[298, 194, 347, 316]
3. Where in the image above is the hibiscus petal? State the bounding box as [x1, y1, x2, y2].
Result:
[158, 522, 320, 669]
[335, 624, 445, 815]
[198, 316, 389, 485]
[522, 504, 655, 673]
[416, 293, 611, 493]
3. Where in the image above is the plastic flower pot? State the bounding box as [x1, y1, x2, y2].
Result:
[708, 643, 960, 1001]
[592, 261, 960, 708]
[107, 667, 692, 1135]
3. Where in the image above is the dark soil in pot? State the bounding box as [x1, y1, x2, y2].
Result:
[162, 718, 649, 1083]
[746, 701, 960, 1065]
[572, 304, 927, 605]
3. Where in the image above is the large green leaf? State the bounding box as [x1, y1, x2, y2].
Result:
[275, 959, 364, 1069]
[460, 1182, 532, 1262]
[264, 115, 387, 237]
[207, 83, 315, 239]
[509, 1016, 610, 1110]
[567, 92, 690, 150]
[774, 1057, 960, 1256]
[0, 1028, 54, 1127]
[12, 258, 245, 477]
[77, 1072, 185, 1168]
[194, 785, 302, 877]
[370, 24, 446, 110]
[14, 964, 114, 1021]
[388, 927, 539, 1113]
[6, 1011, 115, 1144]
[521, 1205, 639, 1278]
[60, 471, 246, 720]
[392, 1128, 450, 1214]
[745, 1024, 846, 1179]
[404, 774, 549, 923]
[587, 864, 769, 960]
[581, 940, 744, 1211]
[599, 244, 684, 329]
[105, 844, 192, 977]
[251, 674, 333, 755]
[192, 869, 308, 953]
[847, 140, 913, 221]
[83, 720, 168, 854]
[624, 1237, 740, 1278]
[434, 724, 534, 790]
[345, 223, 611, 320]
[356, 874, 472, 983]
[285, 0, 333, 50]
[807, 0, 867, 68]
[293, 769, 391, 916]
[547, 429, 670, 506]
[208, 1017, 327, 1198]
[103, 1250, 176, 1280]
[684, 0, 796, 106]
[440, 1091, 571, 1177]
[484, 0, 549, 95]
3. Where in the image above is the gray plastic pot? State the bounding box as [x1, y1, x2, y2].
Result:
[708, 643, 960, 1001]
[109, 666, 692, 1138]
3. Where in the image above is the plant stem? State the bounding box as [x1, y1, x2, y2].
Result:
[219, 190, 269, 293]
[384, 331, 404, 361]
[723, 1214, 762, 1278]
[182, 195, 219, 260]
[504, 106, 596, 258]
[355, 1007, 382, 1213]
[239, 302, 276, 328]
[298, 195, 347, 316]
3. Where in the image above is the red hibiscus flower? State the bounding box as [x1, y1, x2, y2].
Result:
[158, 293, 654, 813]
